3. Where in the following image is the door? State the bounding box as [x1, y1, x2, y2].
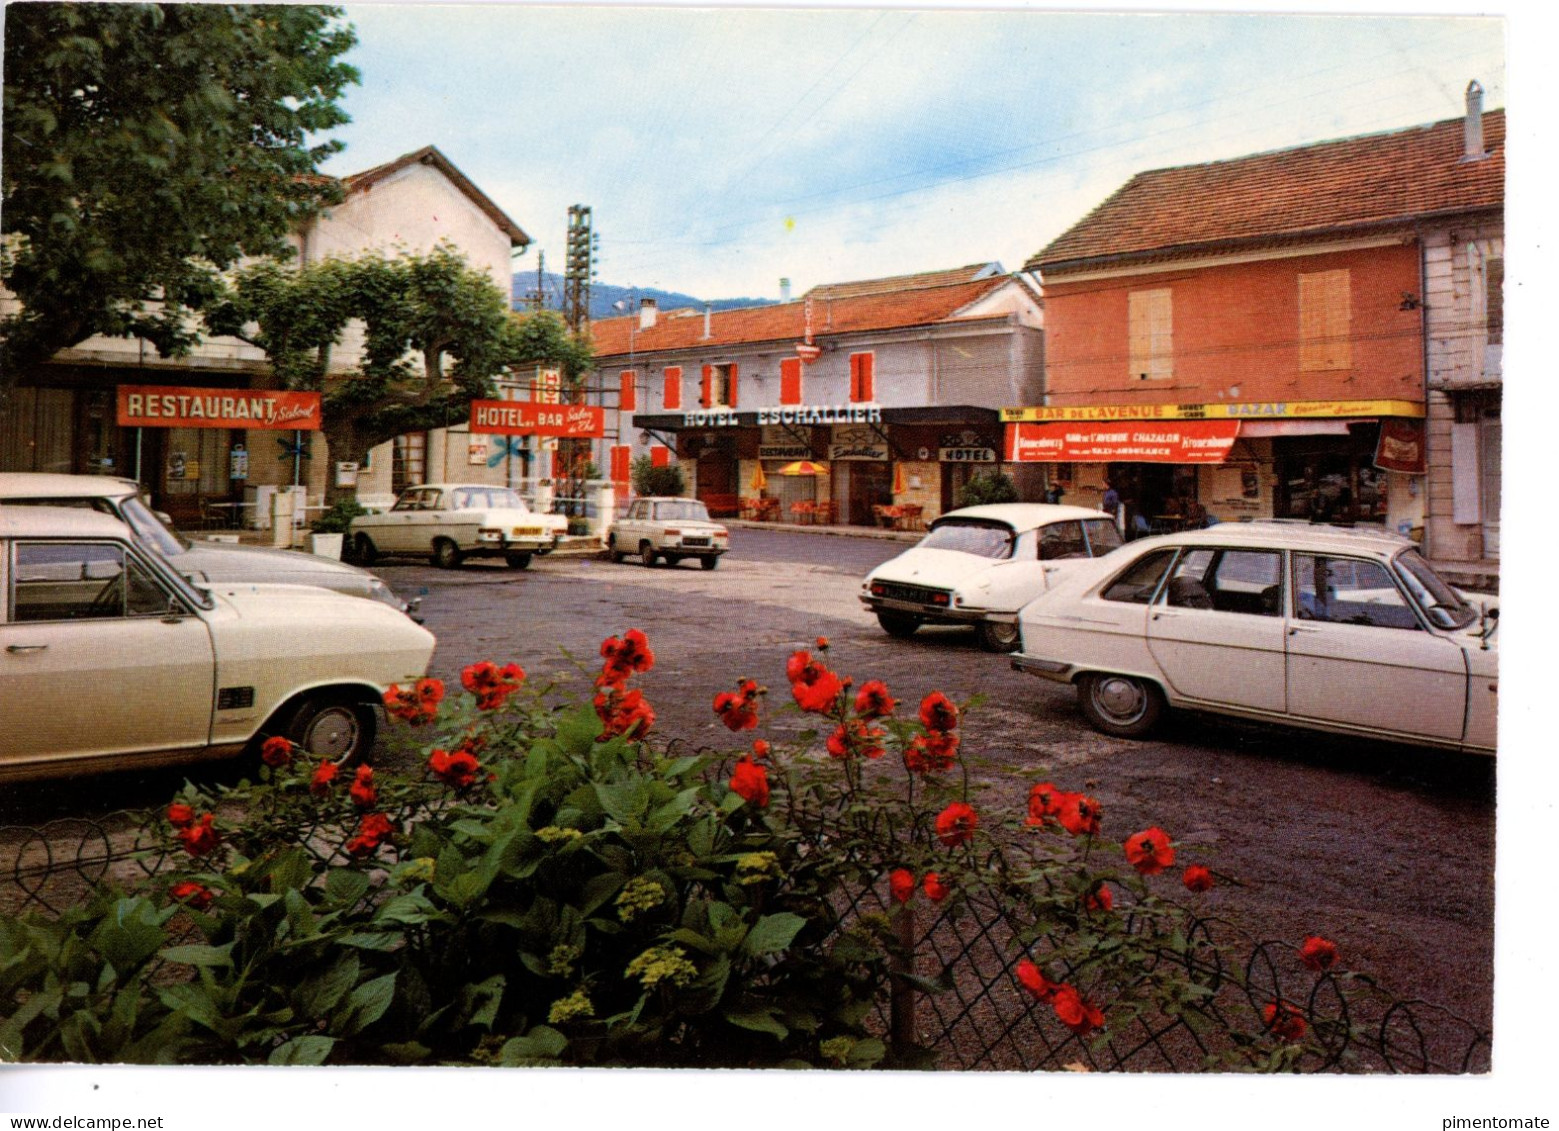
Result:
[1145, 547, 1287, 712]
[2, 541, 215, 766]
[845, 460, 892, 526]
[1285, 554, 1467, 741]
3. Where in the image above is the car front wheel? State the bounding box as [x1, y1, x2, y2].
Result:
[277, 695, 377, 766]
[352, 534, 378, 566]
[432, 538, 463, 569]
[1077, 672, 1165, 739]
[978, 619, 1021, 653]
[876, 611, 922, 639]
[701, 555, 719, 571]
[640, 543, 659, 568]
[505, 551, 533, 569]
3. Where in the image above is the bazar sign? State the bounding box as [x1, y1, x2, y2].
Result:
[470, 401, 604, 438]
[118, 385, 321, 430]
[1005, 420, 1241, 464]
[1000, 399, 1424, 423]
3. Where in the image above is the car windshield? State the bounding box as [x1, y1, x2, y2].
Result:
[651, 500, 711, 521]
[120, 495, 191, 556]
[1395, 549, 1477, 629]
[452, 487, 527, 511]
[920, 520, 1015, 560]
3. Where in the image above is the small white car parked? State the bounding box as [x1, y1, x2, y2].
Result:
[348, 483, 567, 569]
[859, 503, 1123, 652]
[0, 507, 437, 781]
[1011, 522, 1498, 753]
[608, 497, 729, 570]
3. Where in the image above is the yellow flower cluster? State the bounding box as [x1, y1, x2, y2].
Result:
[536, 826, 583, 844]
[548, 943, 583, 977]
[819, 1036, 856, 1065]
[625, 945, 698, 988]
[615, 876, 667, 921]
[734, 852, 782, 885]
[547, 988, 596, 1024]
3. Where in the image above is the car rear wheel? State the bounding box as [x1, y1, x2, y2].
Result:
[278, 695, 377, 767]
[432, 538, 463, 569]
[505, 551, 533, 569]
[876, 611, 922, 639]
[640, 543, 659, 568]
[609, 535, 628, 564]
[352, 534, 378, 566]
[978, 619, 1021, 653]
[701, 555, 719, 571]
[1077, 672, 1164, 739]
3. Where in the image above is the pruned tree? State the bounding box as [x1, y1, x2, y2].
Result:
[1, 3, 359, 398]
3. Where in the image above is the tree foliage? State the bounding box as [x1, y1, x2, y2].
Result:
[631, 456, 686, 498]
[1, 4, 359, 391]
[957, 470, 1019, 508]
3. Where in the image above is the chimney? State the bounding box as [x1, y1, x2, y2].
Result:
[638, 298, 657, 330]
[1463, 80, 1486, 161]
[702, 304, 713, 340]
[780, 277, 792, 302]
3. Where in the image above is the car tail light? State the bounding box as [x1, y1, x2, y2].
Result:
[714, 527, 728, 537]
[931, 593, 950, 606]
[663, 528, 681, 536]
[871, 582, 887, 596]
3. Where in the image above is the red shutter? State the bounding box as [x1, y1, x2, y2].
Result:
[620, 371, 636, 413]
[780, 358, 802, 405]
[728, 363, 739, 408]
[610, 444, 632, 484]
[850, 353, 875, 402]
[701, 365, 714, 407]
[663, 367, 682, 410]
[650, 444, 671, 468]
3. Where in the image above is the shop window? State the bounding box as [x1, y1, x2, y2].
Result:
[620, 371, 637, 413]
[663, 367, 683, 410]
[701, 364, 738, 408]
[780, 357, 803, 405]
[849, 352, 875, 402]
[1298, 269, 1352, 371]
[1127, 289, 1173, 380]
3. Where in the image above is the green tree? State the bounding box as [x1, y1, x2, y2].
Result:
[1, 4, 359, 398]
[957, 470, 1019, 508]
[632, 455, 686, 498]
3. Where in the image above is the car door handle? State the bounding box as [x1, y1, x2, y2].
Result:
[6, 643, 48, 653]
[1288, 624, 1322, 635]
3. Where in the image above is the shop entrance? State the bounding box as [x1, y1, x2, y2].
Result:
[838, 460, 892, 526]
[1106, 463, 1199, 537]
[1273, 428, 1386, 524]
[695, 441, 738, 516]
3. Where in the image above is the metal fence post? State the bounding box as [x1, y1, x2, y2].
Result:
[889, 902, 917, 1057]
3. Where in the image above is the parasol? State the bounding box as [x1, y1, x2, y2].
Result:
[892, 462, 907, 495]
[750, 463, 768, 491]
[778, 460, 827, 476]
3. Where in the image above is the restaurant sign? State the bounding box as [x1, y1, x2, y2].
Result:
[759, 445, 813, 460]
[1005, 420, 1241, 464]
[1001, 398, 1424, 423]
[117, 385, 321, 430]
[470, 400, 604, 438]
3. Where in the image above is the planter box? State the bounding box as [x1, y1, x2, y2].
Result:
[306, 532, 344, 560]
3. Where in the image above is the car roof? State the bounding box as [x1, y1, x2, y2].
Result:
[935, 503, 1110, 529]
[0, 472, 140, 500]
[0, 505, 134, 539]
[639, 497, 703, 503]
[1135, 521, 1410, 557]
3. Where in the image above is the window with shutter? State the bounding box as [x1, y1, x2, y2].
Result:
[1298, 270, 1351, 371]
[849, 352, 875, 402]
[650, 444, 672, 467]
[610, 444, 632, 484]
[663, 367, 682, 410]
[620, 371, 637, 413]
[1127, 289, 1173, 380]
[780, 358, 803, 405]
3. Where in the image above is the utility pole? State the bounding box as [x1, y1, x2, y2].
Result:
[523, 250, 547, 312]
[562, 205, 595, 333]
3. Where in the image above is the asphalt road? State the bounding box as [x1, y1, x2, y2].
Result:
[2, 525, 1495, 1034]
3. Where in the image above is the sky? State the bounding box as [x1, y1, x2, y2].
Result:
[321, 3, 1510, 302]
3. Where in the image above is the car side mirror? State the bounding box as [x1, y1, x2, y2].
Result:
[1427, 606, 1458, 629]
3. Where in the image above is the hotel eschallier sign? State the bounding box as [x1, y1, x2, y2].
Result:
[469, 400, 604, 438]
[117, 385, 322, 430]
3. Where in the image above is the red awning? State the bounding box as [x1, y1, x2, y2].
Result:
[1005, 420, 1241, 463]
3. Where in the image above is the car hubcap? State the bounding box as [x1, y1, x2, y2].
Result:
[1094, 677, 1145, 723]
[305, 708, 359, 760]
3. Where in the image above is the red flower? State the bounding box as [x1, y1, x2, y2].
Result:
[384, 679, 444, 725]
[1052, 985, 1105, 1037]
[166, 803, 195, 828]
[1182, 865, 1215, 893]
[889, 868, 915, 905]
[935, 802, 978, 847]
[918, 691, 959, 732]
[1298, 936, 1339, 972]
[826, 718, 886, 760]
[922, 872, 950, 902]
[594, 687, 656, 740]
[1056, 793, 1102, 838]
[461, 661, 525, 710]
[854, 680, 896, 719]
[713, 679, 763, 731]
[349, 764, 377, 810]
[1016, 958, 1060, 1003]
[904, 730, 959, 775]
[260, 736, 293, 768]
[345, 812, 396, 858]
[785, 649, 816, 684]
[815, 636, 830, 650]
[1263, 999, 1308, 1042]
[175, 813, 220, 857]
[599, 629, 655, 687]
[310, 760, 340, 797]
[751, 739, 771, 760]
[791, 667, 843, 714]
[1024, 781, 1064, 827]
[729, 757, 770, 807]
[1083, 882, 1113, 912]
[169, 880, 214, 911]
[429, 746, 484, 789]
[1124, 827, 1175, 875]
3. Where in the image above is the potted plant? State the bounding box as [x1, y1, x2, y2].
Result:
[306, 499, 367, 559]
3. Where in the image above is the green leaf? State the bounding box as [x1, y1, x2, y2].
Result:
[498, 1025, 568, 1065]
[742, 913, 806, 958]
[325, 868, 371, 907]
[90, 897, 171, 974]
[725, 1007, 788, 1040]
[268, 1035, 336, 1065]
[335, 972, 397, 1036]
[158, 943, 234, 968]
[337, 931, 403, 952]
[295, 953, 361, 1017]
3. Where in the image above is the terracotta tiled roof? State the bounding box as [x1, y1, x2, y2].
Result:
[1030, 109, 1504, 273]
[803, 262, 1002, 300]
[590, 274, 1014, 359]
[341, 145, 530, 247]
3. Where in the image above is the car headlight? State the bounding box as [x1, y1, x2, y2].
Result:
[366, 577, 409, 613]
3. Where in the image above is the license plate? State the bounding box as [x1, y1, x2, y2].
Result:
[513, 527, 542, 537]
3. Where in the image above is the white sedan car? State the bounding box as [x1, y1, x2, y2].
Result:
[607, 496, 729, 569]
[348, 483, 567, 569]
[859, 503, 1123, 652]
[0, 507, 436, 781]
[1012, 522, 1498, 754]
